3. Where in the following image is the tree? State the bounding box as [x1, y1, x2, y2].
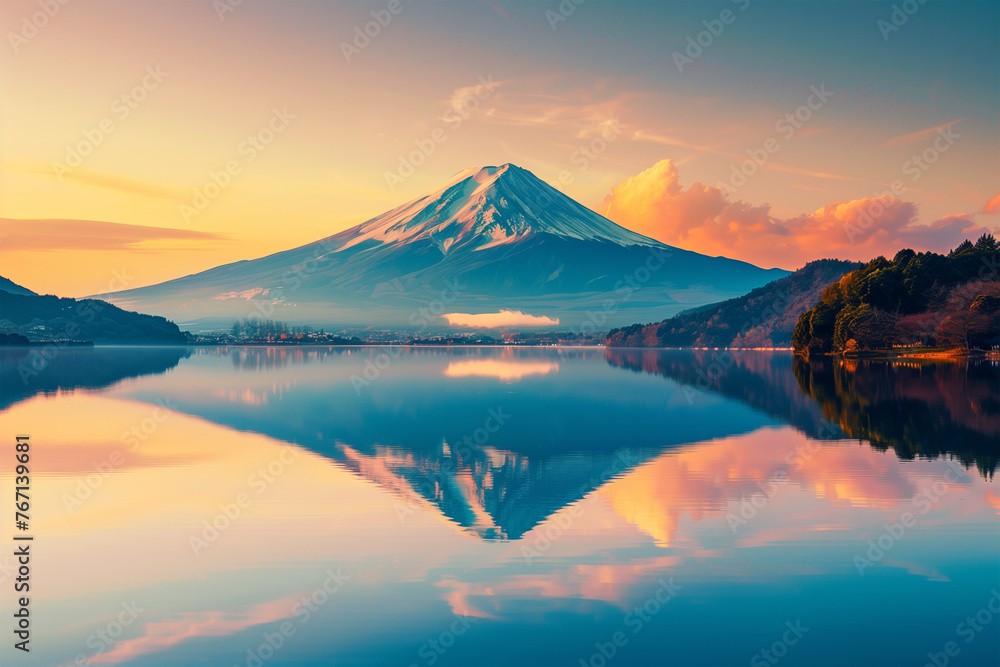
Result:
[935, 311, 988, 350]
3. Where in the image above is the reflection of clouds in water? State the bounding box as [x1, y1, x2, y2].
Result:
[88, 596, 301, 666]
[599, 427, 984, 549]
[444, 358, 559, 381]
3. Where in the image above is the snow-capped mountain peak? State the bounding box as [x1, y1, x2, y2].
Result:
[334, 163, 662, 255]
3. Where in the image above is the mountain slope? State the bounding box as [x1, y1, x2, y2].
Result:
[607, 259, 862, 348]
[0, 276, 37, 296]
[97, 164, 788, 329]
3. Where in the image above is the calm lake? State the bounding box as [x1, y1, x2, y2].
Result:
[0, 346, 997, 667]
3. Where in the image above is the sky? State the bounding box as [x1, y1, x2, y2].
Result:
[0, 0, 998, 296]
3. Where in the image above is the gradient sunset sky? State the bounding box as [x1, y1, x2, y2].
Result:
[1, 0, 998, 296]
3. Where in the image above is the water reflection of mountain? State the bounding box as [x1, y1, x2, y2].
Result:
[337, 442, 645, 540]
[603, 348, 998, 478]
[793, 356, 999, 478]
[0, 346, 190, 412]
[119, 346, 788, 541]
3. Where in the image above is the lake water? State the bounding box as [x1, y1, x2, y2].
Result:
[0, 346, 997, 667]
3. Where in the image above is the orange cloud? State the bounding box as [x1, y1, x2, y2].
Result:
[443, 310, 559, 328]
[602, 159, 996, 268]
[0, 218, 226, 252]
[983, 192, 1000, 215]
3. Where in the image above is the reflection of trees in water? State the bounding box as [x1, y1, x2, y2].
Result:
[604, 348, 998, 479]
[793, 356, 999, 479]
[224, 344, 607, 371]
[226, 345, 353, 371]
[0, 346, 190, 412]
[604, 348, 841, 440]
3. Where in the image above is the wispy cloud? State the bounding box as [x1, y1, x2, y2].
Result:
[879, 119, 963, 148]
[8, 162, 183, 200]
[0, 218, 226, 252]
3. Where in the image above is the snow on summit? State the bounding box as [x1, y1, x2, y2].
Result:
[335, 164, 663, 254]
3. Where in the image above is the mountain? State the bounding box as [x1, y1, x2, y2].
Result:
[0, 276, 37, 296]
[607, 259, 862, 348]
[95, 164, 787, 330]
[0, 291, 187, 344]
